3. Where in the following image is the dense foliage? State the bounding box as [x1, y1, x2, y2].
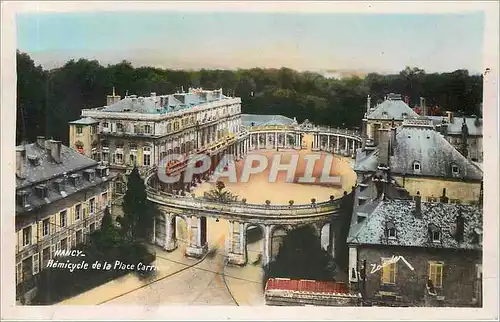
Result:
[16, 51, 483, 145]
[31, 208, 155, 305]
[265, 225, 336, 282]
[117, 167, 157, 241]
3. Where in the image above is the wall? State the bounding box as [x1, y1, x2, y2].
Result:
[356, 245, 481, 306]
[393, 176, 481, 203]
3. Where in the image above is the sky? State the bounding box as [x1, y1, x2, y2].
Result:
[16, 11, 484, 74]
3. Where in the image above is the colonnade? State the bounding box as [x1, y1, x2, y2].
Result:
[247, 131, 304, 150]
[152, 211, 335, 267]
[311, 132, 362, 157]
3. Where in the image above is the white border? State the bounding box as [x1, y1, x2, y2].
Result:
[1, 1, 499, 320]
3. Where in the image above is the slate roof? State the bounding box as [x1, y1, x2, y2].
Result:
[367, 96, 420, 120]
[347, 199, 483, 251]
[16, 143, 98, 189]
[353, 148, 379, 172]
[101, 88, 228, 114]
[16, 142, 115, 215]
[68, 117, 99, 125]
[427, 116, 483, 136]
[241, 114, 296, 127]
[390, 126, 483, 180]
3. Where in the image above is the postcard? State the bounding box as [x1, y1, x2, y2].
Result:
[1, 1, 498, 320]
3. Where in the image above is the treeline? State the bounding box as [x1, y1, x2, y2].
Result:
[16, 50, 483, 145]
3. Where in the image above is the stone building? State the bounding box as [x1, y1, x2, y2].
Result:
[429, 112, 483, 163]
[362, 93, 420, 146]
[347, 184, 483, 307]
[354, 118, 483, 204]
[68, 88, 243, 192]
[15, 138, 115, 303]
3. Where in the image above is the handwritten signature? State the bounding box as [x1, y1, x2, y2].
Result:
[370, 255, 415, 274]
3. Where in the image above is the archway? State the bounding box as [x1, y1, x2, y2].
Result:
[320, 223, 335, 257]
[245, 224, 265, 266]
[270, 226, 288, 261]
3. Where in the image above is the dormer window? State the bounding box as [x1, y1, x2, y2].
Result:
[35, 184, 48, 199]
[53, 179, 65, 193]
[27, 155, 40, 166]
[386, 221, 396, 240]
[95, 165, 109, 178]
[16, 190, 29, 207]
[402, 112, 408, 118]
[116, 123, 123, 132]
[70, 173, 82, 187]
[83, 169, 96, 182]
[413, 161, 421, 172]
[429, 224, 441, 243]
[451, 164, 460, 175]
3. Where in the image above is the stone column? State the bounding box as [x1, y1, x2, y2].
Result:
[263, 225, 272, 266]
[164, 213, 178, 251]
[185, 216, 208, 258]
[274, 132, 277, 149]
[336, 136, 340, 152]
[351, 140, 355, 155]
[327, 135, 331, 151]
[227, 221, 246, 265]
[151, 216, 156, 244]
[257, 134, 261, 149]
[345, 137, 348, 152]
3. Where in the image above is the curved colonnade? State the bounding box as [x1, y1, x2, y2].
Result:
[145, 124, 363, 266]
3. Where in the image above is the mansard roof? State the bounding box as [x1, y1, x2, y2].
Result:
[347, 199, 483, 250]
[390, 126, 483, 180]
[428, 115, 483, 136]
[367, 94, 420, 120]
[241, 114, 296, 127]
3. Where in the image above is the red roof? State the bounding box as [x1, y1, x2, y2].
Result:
[265, 278, 348, 294]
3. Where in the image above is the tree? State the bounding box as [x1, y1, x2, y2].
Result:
[266, 225, 336, 281]
[118, 166, 155, 241]
[204, 180, 238, 203]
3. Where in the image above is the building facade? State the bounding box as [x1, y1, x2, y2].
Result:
[355, 115, 483, 204]
[347, 196, 482, 307]
[15, 138, 115, 303]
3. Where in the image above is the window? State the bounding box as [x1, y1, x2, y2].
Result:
[129, 143, 137, 151]
[116, 123, 123, 132]
[89, 198, 96, 214]
[22, 226, 31, 247]
[102, 192, 108, 208]
[76, 126, 83, 135]
[89, 223, 96, 232]
[76, 229, 83, 245]
[60, 210, 67, 228]
[381, 257, 397, 284]
[174, 122, 179, 131]
[42, 219, 50, 236]
[428, 261, 444, 288]
[129, 154, 136, 165]
[143, 147, 151, 166]
[75, 204, 82, 221]
[167, 123, 172, 133]
[451, 164, 460, 175]
[60, 237, 68, 251]
[432, 230, 441, 242]
[102, 152, 109, 162]
[103, 122, 109, 128]
[115, 152, 123, 164]
[388, 227, 396, 239]
[413, 161, 421, 172]
[42, 247, 50, 267]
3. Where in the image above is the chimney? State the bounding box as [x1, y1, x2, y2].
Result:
[446, 111, 453, 123]
[36, 136, 45, 148]
[50, 140, 62, 163]
[420, 97, 427, 116]
[378, 129, 391, 167]
[44, 139, 52, 152]
[440, 188, 449, 203]
[106, 87, 121, 106]
[390, 127, 397, 156]
[455, 213, 465, 243]
[16, 146, 26, 179]
[366, 95, 371, 115]
[414, 191, 422, 217]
